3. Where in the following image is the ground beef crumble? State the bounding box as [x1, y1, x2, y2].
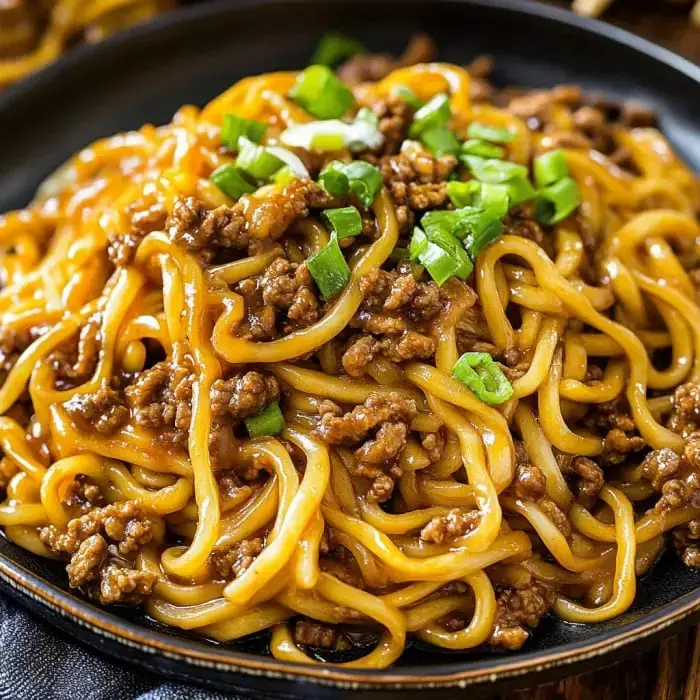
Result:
[488, 583, 552, 650]
[668, 381, 700, 437]
[50, 312, 102, 390]
[420, 508, 481, 545]
[209, 537, 264, 580]
[554, 452, 604, 508]
[294, 620, 350, 651]
[585, 397, 646, 465]
[39, 501, 156, 605]
[315, 392, 417, 502]
[107, 197, 167, 267]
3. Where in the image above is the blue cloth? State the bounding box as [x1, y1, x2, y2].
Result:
[0, 592, 241, 700]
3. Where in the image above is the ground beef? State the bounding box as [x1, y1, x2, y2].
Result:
[0, 325, 33, 385]
[640, 436, 700, 516]
[39, 501, 156, 605]
[61, 476, 105, 513]
[503, 204, 550, 252]
[123, 345, 194, 447]
[63, 379, 129, 435]
[421, 430, 445, 463]
[488, 583, 552, 650]
[50, 312, 102, 390]
[586, 397, 646, 465]
[556, 453, 604, 508]
[315, 393, 417, 502]
[235, 257, 320, 339]
[167, 180, 330, 263]
[341, 330, 434, 377]
[668, 381, 700, 437]
[209, 537, 264, 580]
[107, 198, 167, 266]
[294, 620, 349, 650]
[673, 518, 700, 568]
[364, 147, 457, 233]
[420, 508, 480, 544]
[337, 33, 436, 86]
[358, 269, 445, 322]
[210, 371, 279, 420]
[217, 473, 253, 511]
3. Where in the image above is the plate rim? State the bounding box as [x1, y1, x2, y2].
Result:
[2, 0, 700, 691]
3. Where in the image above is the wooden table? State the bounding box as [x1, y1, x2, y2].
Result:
[507, 3, 700, 698]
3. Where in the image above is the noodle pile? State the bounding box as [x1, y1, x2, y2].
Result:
[0, 0, 175, 90]
[1, 37, 700, 668]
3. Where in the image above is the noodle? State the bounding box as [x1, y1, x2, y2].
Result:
[1, 36, 700, 668]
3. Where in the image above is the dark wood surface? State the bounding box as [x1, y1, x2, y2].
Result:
[510, 3, 700, 699]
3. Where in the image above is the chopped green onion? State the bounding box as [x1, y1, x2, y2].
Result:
[467, 122, 515, 143]
[245, 402, 285, 438]
[266, 146, 310, 178]
[393, 85, 423, 110]
[409, 226, 429, 261]
[446, 180, 481, 208]
[452, 352, 513, 405]
[501, 176, 536, 208]
[535, 176, 580, 225]
[318, 160, 382, 208]
[306, 235, 351, 300]
[280, 108, 383, 153]
[311, 33, 365, 67]
[236, 137, 284, 181]
[418, 239, 464, 286]
[390, 247, 410, 262]
[462, 155, 528, 184]
[461, 138, 505, 159]
[289, 65, 355, 119]
[463, 218, 504, 260]
[210, 164, 256, 199]
[474, 182, 510, 218]
[534, 148, 569, 188]
[420, 126, 460, 157]
[322, 206, 363, 239]
[408, 93, 451, 137]
[420, 221, 473, 280]
[273, 166, 295, 186]
[221, 114, 268, 150]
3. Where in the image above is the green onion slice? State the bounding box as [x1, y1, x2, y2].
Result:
[461, 138, 505, 159]
[418, 217, 473, 280]
[462, 155, 528, 184]
[210, 164, 256, 200]
[221, 114, 268, 150]
[445, 180, 481, 208]
[280, 108, 383, 152]
[452, 352, 513, 405]
[420, 126, 460, 157]
[236, 137, 284, 180]
[501, 176, 536, 209]
[245, 402, 285, 438]
[463, 219, 504, 260]
[534, 148, 569, 188]
[534, 176, 580, 225]
[322, 206, 363, 239]
[418, 239, 464, 286]
[318, 160, 383, 208]
[408, 93, 451, 138]
[265, 146, 310, 178]
[306, 235, 352, 300]
[311, 33, 365, 67]
[289, 65, 355, 119]
[409, 226, 429, 261]
[467, 121, 515, 143]
[392, 85, 424, 109]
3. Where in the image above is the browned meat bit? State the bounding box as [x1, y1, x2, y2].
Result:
[421, 430, 445, 463]
[365, 96, 415, 155]
[503, 204, 548, 249]
[342, 335, 379, 377]
[63, 378, 129, 435]
[673, 518, 700, 568]
[359, 269, 444, 322]
[668, 381, 700, 437]
[39, 501, 156, 605]
[217, 473, 253, 511]
[107, 197, 167, 266]
[556, 453, 604, 508]
[316, 393, 417, 502]
[539, 497, 572, 537]
[210, 537, 264, 580]
[338, 33, 436, 86]
[364, 147, 457, 233]
[586, 397, 646, 465]
[640, 447, 682, 491]
[294, 620, 350, 651]
[211, 371, 279, 420]
[50, 312, 102, 389]
[420, 508, 480, 544]
[62, 476, 104, 513]
[489, 583, 552, 650]
[341, 331, 434, 377]
[168, 180, 329, 262]
[124, 345, 194, 448]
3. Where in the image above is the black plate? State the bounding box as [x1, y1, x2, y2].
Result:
[2, 0, 700, 696]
